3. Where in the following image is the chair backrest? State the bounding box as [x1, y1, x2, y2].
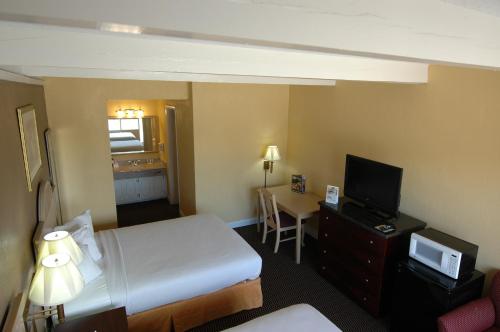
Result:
[491, 271, 500, 327]
[258, 189, 281, 230]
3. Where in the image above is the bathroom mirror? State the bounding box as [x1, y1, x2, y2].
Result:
[108, 116, 158, 154]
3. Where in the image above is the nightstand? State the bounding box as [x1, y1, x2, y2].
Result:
[54, 307, 128, 332]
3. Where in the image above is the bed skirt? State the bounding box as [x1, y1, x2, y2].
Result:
[127, 278, 263, 332]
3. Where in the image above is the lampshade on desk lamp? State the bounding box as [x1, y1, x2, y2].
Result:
[36, 231, 83, 266]
[263, 145, 280, 187]
[29, 231, 84, 324]
[29, 253, 84, 323]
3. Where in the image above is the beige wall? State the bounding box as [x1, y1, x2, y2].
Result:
[192, 83, 289, 222]
[43, 78, 189, 228]
[288, 65, 500, 278]
[0, 81, 48, 323]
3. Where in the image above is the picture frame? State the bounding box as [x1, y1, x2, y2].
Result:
[325, 185, 339, 205]
[17, 105, 42, 192]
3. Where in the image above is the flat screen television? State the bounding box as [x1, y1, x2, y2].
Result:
[344, 154, 403, 216]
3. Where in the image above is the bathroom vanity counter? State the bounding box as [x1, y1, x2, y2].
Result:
[112, 160, 168, 204]
[113, 161, 166, 174]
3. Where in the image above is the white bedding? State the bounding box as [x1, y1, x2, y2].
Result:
[110, 139, 144, 152]
[223, 304, 342, 332]
[109, 132, 136, 141]
[66, 214, 262, 317]
[64, 272, 113, 318]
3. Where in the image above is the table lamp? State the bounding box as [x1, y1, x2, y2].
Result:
[36, 231, 83, 266]
[263, 145, 280, 187]
[28, 253, 84, 323]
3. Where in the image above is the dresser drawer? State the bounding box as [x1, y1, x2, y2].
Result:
[351, 284, 380, 316]
[319, 264, 381, 316]
[331, 242, 385, 274]
[318, 252, 383, 296]
[319, 211, 385, 255]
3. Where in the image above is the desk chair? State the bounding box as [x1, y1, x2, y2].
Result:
[258, 188, 305, 254]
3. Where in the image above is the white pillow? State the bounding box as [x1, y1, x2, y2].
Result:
[78, 245, 103, 285]
[55, 210, 102, 261]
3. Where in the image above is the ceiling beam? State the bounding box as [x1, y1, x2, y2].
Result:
[0, 0, 499, 69]
[5, 66, 337, 86]
[0, 22, 428, 83]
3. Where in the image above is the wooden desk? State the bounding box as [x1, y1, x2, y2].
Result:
[263, 185, 321, 264]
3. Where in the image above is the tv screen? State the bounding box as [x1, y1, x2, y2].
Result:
[344, 154, 403, 215]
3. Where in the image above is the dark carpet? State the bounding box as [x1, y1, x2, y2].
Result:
[116, 198, 179, 228]
[191, 226, 388, 332]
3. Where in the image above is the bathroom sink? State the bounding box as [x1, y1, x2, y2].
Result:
[113, 161, 166, 179]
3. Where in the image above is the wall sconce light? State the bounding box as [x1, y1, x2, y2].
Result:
[263, 145, 280, 187]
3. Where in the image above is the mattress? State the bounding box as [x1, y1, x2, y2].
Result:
[66, 214, 262, 317]
[222, 304, 342, 332]
[110, 132, 136, 141]
[110, 139, 144, 152]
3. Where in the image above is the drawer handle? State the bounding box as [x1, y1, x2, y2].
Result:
[324, 233, 328, 237]
[369, 240, 374, 245]
[321, 266, 326, 270]
[325, 216, 329, 220]
[365, 278, 369, 283]
[367, 259, 372, 264]
[323, 250, 327, 254]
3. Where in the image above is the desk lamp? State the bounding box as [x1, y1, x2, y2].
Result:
[28, 253, 84, 323]
[36, 231, 83, 266]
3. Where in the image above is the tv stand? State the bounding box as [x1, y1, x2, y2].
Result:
[318, 197, 426, 316]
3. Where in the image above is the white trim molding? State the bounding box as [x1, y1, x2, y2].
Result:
[0, 68, 42, 85]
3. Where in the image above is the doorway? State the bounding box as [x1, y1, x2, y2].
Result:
[106, 99, 180, 227]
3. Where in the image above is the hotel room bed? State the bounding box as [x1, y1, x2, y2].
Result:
[109, 131, 144, 152]
[36, 181, 263, 332]
[109, 138, 144, 152]
[223, 304, 342, 332]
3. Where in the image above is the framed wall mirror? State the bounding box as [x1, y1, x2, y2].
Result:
[108, 116, 159, 154]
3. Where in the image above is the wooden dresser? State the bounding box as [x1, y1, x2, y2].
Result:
[318, 199, 426, 317]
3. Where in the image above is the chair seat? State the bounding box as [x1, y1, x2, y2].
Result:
[278, 211, 306, 228]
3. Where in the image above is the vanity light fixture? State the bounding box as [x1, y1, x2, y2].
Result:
[126, 109, 135, 118]
[116, 107, 144, 118]
[116, 109, 125, 118]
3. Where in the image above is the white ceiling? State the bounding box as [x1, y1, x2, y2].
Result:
[1, 0, 498, 84]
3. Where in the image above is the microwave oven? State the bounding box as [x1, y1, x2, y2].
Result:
[409, 228, 478, 280]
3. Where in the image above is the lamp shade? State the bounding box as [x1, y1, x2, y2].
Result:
[29, 253, 84, 306]
[264, 145, 281, 161]
[37, 231, 83, 266]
